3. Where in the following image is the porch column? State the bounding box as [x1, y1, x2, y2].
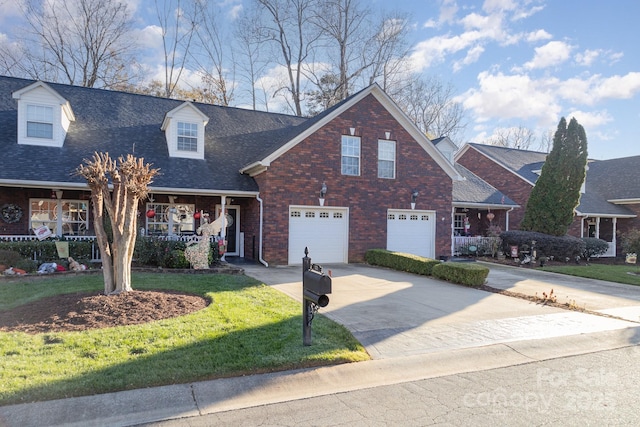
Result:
[612, 218, 617, 257]
[220, 196, 227, 261]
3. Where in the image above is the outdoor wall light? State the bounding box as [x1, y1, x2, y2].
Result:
[411, 190, 418, 210]
[319, 182, 327, 206]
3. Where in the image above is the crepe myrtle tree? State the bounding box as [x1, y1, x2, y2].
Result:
[521, 117, 588, 236]
[76, 152, 159, 294]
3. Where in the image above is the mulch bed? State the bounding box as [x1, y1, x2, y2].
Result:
[0, 290, 209, 334]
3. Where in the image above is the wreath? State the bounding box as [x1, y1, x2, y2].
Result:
[1, 203, 23, 223]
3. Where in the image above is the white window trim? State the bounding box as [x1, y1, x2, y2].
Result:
[378, 139, 396, 179]
[29, 198, 89, 236]
[161, 102, 208, 160]
[341, 135, 361, 176]
[145, 203, 195, 236]
[177, 121, 199, 152]
[12, 81, 75, 147]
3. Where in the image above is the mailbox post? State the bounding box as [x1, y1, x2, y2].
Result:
[302, 247, 332, 346]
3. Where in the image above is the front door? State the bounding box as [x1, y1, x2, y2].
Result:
[216, 205, 240, 256]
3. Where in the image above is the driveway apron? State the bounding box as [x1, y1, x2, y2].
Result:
[239, 263, 639, 359]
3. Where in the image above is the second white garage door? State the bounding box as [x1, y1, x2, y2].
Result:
[387, 209, 436, 259]
[288, 206, 349, 265]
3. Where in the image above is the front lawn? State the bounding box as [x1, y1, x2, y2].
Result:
[541, 263, 640, 286]
[0, 273, 368, 406]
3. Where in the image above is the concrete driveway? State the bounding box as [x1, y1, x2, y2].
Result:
[239, 262, 640, 359]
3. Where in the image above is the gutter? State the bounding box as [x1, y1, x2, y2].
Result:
[256, 194, 269, 267]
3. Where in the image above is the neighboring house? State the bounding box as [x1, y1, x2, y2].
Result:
[0, 75, 464, 265]
[456, 143, 640, 257]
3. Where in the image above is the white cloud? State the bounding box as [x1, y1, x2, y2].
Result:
[482, 0, 518, 14]
[593, 72, 640, 100]
[424, 0, 459, 28]
[131, 25, 164, 51]
[558, 72, 640, 105]
[566, 109, 613, 128]
[523, 40, 572, 69]
[228, 5, 243, 21]
[525, 29, 552, 42]
[575, 49, 600, 66]
[453, 45, 485, 72]
[459, 71, 561, 125]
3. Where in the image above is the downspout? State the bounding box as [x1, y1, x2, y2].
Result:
[505, 207, 515, 231]
[256, 194, 269, 267]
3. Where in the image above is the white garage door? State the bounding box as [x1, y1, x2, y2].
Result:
[288, 206, 349, 265]
[387, 209, 436, 259]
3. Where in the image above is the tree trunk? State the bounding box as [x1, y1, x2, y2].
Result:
[91, 192, 115, 294]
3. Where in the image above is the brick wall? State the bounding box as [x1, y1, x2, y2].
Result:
[256, 94, 453, 265]
[457, 148, 532, 229]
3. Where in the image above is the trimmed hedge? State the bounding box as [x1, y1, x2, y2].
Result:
[133, 236, 219, 268]
[432, 262, 489, 287]
[365, 249, 440, 276]
[582, 237, 609, 259]
[0, 240, 94, 264]
[500, 230, 585, 259]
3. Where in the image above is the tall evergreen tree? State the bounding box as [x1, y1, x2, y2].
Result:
[520, 117, 588, 236]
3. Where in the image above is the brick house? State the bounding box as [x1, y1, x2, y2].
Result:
[456, 143, 640, 257]
[0, 75, 469, 265]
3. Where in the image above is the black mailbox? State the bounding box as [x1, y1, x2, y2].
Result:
[303, 269, 331, 307]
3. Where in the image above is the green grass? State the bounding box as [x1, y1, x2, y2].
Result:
[0, 273, 369, 406]
[541, 263, 640, 286]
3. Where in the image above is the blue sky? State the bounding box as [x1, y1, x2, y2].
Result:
[394, 0, 640, 160]
[1, 0, 639, 160]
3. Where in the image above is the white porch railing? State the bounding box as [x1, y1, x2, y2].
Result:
[454, 236, 501, 256]
[0, 235, 101, 261]
[0, 234, 218, 263]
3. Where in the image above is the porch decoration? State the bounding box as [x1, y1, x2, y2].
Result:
[193, 211, 201, 219]
[146, 209, 156, 218]
[184, 215, 224, 269]
[1, 203, 23, 223]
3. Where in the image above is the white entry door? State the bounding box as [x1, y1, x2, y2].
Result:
[387, 209, 436, 259]
[288, 206, 349, 265]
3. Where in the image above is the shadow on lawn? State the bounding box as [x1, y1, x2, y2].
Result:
[1, 310, 364, 406]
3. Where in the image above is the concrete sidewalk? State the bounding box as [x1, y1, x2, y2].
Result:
[1, 262, 639, 427]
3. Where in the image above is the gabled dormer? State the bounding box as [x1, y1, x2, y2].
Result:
[161, 102, 209, 160]
[12, 81, 75, 147]
[432, 136, 458, 164]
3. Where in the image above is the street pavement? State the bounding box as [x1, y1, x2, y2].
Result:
[1, 261, 639, 426]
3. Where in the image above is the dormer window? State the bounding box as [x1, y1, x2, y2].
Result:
[27, 104, 54, 139]
[161, 102, 208, 159]
[12, 81, 75, 147]
[177, 122, 198, 152]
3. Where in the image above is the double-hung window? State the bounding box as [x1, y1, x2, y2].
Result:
[378, 139, 396, 179]
[29, 199, 89, 235]
[341, 135, 361, 176]
[26, 104, 54, 139]
[146, 203, 195, 235]
[177, 122, 198, 152]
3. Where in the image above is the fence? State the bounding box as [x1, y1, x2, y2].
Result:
[453, 236, 501, 256]
[1, 235, 100, 262]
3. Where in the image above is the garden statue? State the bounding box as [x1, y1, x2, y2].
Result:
[184, 215, 224, 269]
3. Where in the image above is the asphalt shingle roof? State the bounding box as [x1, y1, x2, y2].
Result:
[465, 142, 638, 217]
[453, 164, 518, 207]
[0, 76, 307, 193]
[467, 143, 547, 184]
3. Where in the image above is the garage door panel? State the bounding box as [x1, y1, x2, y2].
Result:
[387, 210, 435, 259]
[288, 207, 348, 265]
